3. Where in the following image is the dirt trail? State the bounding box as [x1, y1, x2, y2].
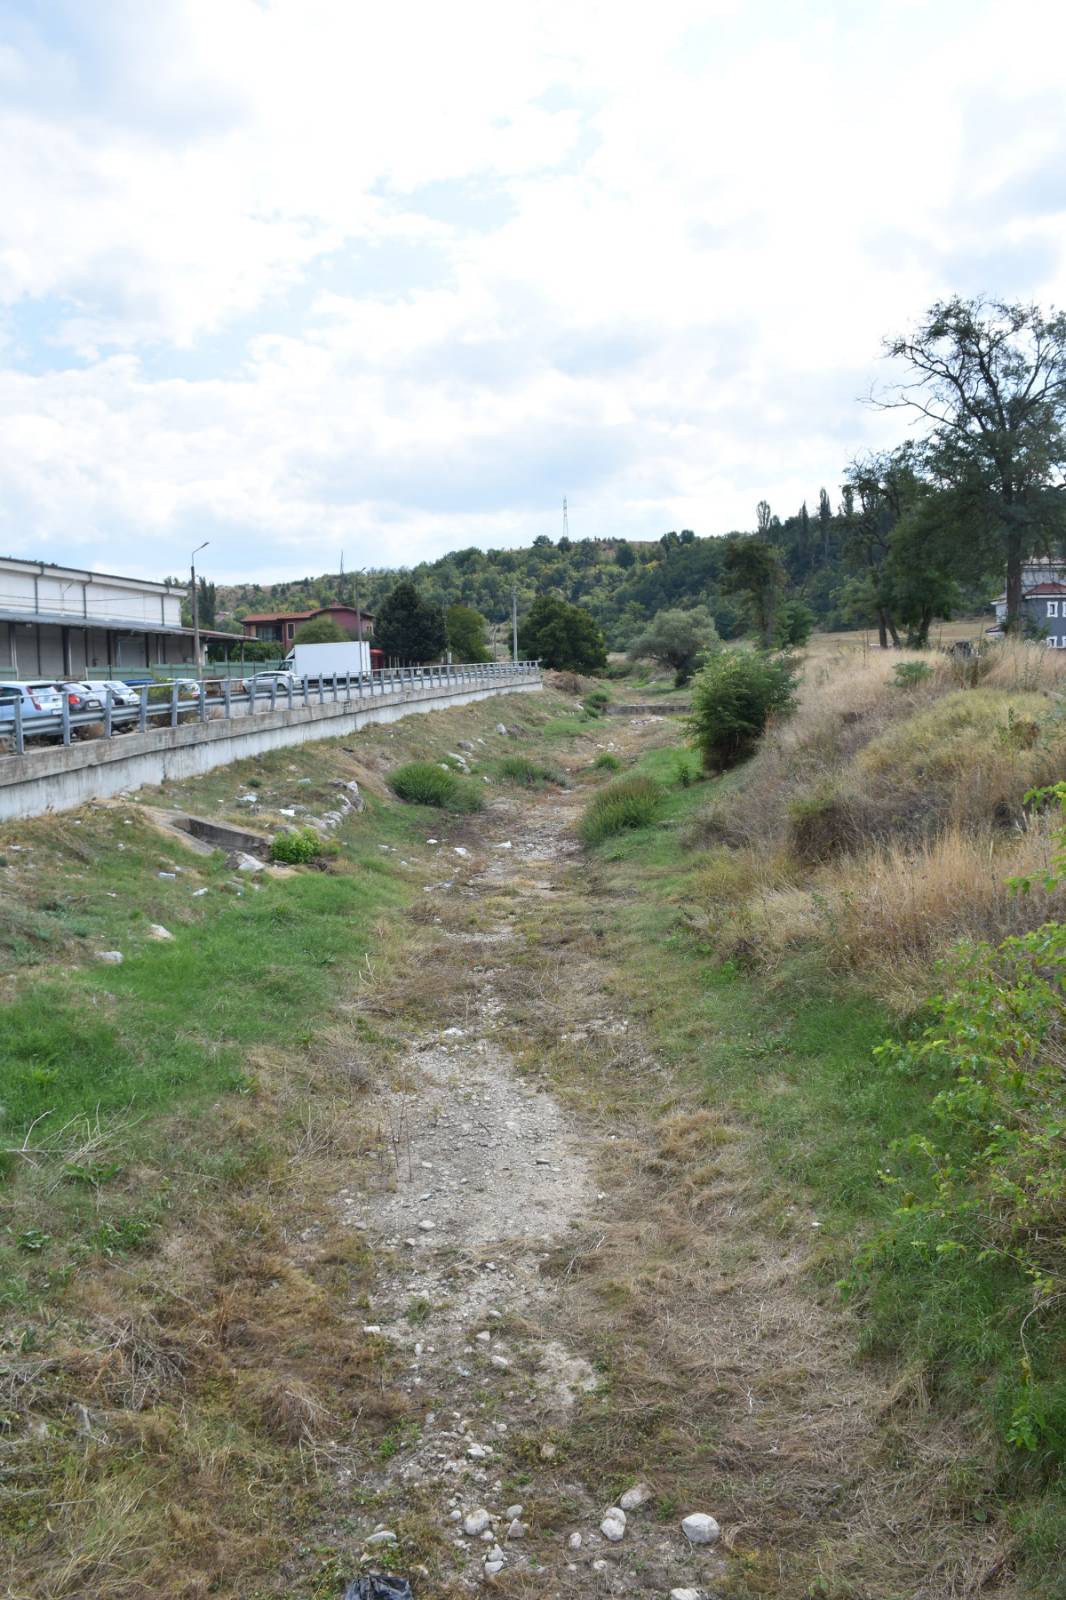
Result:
[338, 759, 730, 1598]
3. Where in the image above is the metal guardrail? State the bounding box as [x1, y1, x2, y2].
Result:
[0, 660, 541, 758]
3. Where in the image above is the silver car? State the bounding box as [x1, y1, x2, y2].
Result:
[0, 680, 64, 747]
[82, 679, 141, 708]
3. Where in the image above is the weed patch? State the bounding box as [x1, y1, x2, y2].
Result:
[390, 759, 484, 811]
[579, 776, 663, 845]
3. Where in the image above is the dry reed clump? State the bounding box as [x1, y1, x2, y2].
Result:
[704, 818, 1065, 1005]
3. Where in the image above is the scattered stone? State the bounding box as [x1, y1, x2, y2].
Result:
[506, 1520, 526, 1539]
[443, 1027, 466, 1038]
[236, 794, 258, 806]
[670, 1590, 701, 1600]
[601, 1509, 626, 1542]
[475, 1331, 491, 1343]
[681, 1513, 721, 1546]
[505, 1504, 523, 1519]
[484, 1560, 504, 1576]
[619, 1483, 652, 1511]
[364, 1530, 397, 1546]
[567, 1532, 582, 1551]
[230, 851, 265, 873]
[463, 1508, 492, 1536]
[458, 740, 476, 751]
[490, 1355, 511, 1371]
[466, 1443, 490, 1460]
[94, 950, 123, 964]
[418, 1219, 436, 1231]
[453, 846, 470, 857]
[450, 1509, 462, 1523]
[146, 924, 173, 941]
[191, 887, 208, 897]
[362, 1325, 381, 1335]
[591, 1559, 608, 1572]
[486, 1544, 505, 1563]
[495, 723, 507, 734]
[157, 870, 177, 879]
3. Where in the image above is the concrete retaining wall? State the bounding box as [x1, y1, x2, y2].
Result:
[0, 677, 543, 821]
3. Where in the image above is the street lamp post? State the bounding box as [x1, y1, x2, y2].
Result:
[190, 541, 209, 670]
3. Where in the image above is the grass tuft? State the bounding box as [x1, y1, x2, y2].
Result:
[579, 776, 663, 845]
[389, 760, 484, 811]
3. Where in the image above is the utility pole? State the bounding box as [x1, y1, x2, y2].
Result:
[190, 541, 209, 670]
[511, 586, 518, 664]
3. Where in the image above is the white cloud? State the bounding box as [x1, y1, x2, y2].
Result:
[0, 0, 1065, 583]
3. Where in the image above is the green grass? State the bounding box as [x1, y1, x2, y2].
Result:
[591, 752, 622, 772]
[496, 755, 565, 788]
[389, 759, 484, 811]
[579, 776, 664, 845]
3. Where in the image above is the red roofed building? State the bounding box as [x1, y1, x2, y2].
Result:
[241, 603, 374, 646]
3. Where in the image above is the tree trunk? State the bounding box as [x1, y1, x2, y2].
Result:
[877, 611, 889, 649]
[1005, 525, 1023, 632]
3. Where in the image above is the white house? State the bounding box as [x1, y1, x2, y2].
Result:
[0, 556, 199, 677]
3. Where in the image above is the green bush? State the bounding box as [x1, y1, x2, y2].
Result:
[592, 752, 622, 772]
[389, 761, 483, 812]
[687, 649, 799, 770]
[497, 755, 564, 788]
[892, 660, 934, 688]
[579, 776, 663, 845]
[271, 829, 322, 864]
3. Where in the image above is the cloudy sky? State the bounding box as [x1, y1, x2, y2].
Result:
[1, 0, 1064, 585]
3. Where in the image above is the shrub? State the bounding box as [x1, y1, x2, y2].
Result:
[592, 752, 622, 772]
[582, 689, 611, 717]
[497, 755, 564, 788]
[389, 761, 483, 812]
[687, 650, 800, 770]
[271, 829, 322, 864]
[579, 776, 663, 845]
[892, 660, 934, 688]
[787, 782, 871, 863]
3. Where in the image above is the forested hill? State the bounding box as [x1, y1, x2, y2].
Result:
[216, 500, 994, 650]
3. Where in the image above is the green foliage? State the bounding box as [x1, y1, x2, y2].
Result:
[389, 760, 483, 811]
[892, 660, 934, 688]
[270, 829, 323, 864]
[629, 606, 720, 684]
[293, 616, 348, 644]
[497, 755, 564, 788]
[592, 752, 622, 772]
[518, 595, 607, 673]
[446, 602, 490, 663]
[579, 776, 663, 845]
[773, 598, 815, 648]
[720, 536, 786, 647]
[375, 580, 448, 664]
[208, 636, 275, 662]
[687, 649, 800, 770]
[582, 689, 611, 717]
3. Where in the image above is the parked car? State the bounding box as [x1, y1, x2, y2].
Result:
[0, 681, 65, 746]
[52, 681, 105, 712]
[82, 679, 141, 708]
[242, 670, 301, 694]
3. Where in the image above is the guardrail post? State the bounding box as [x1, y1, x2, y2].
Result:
[61, 693, 71, 746]
[248, 679, 256, 717]
[224, 679, 232, 720]
[13, 696, 24, 755]
[139, 684, 148, 732]
[170, 683, 179, 729]
[345, 671, 351, 700]
[287, 679, 294, 711]
[270, 680, 277, 713]
[332, 672, 338, 704]
[104, 688, 113, 739]
[318, 675, 325, 706]
[199, 682, 207, 723]
[302, 677, 309, 709]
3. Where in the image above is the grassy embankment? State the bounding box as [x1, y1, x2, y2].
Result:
[573, 639, 1066, 1594]
[0, 689, 565, 1600]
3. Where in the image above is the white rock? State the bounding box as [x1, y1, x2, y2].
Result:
[604, 1507, 626, 1525]
[450, 1510, 462, 1522]
[681, 1513, 720, 1545]
[486, 1545, 505, 1563]
[191, 887, 208, 897]
[146, 924, 173, 941]
[463, 1508, 492, 1536]
[490, 1355, 511, 1371]
[95, 950, 123, 964]
[600, 1516, 625, 1543]
[157, 870, 177, 879]
[591, 1559, 608, 1572]
[362, 1324, 381, 1335]
[505, 1504, 523, 1519]
[234, 852, 265, 873]
[567, 1532, 582, 1550]
[484, 1560, 504, 1576]
[670, 1590, 701, 1600]
[418, 1219, 435, 1231]
[453, 846, 470, 857]
[506, 1520, 525, 1539]
[475, 1331, 492, 1343]
[365, 1530, 397, 1546]
[619, 1483, 652, 1511]
[443, 1027, 466, 1037]
[495, 723, 507, 734]
[466, 1443, 490, 1460]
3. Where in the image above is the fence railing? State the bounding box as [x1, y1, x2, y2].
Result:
[0, 660, 541, 758]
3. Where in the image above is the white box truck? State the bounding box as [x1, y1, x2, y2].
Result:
[284, 641, 372, 682]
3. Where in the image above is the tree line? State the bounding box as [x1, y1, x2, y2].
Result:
[209, 298, 1066, 662]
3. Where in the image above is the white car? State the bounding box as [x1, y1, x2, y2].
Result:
[82, 679, 141, 708]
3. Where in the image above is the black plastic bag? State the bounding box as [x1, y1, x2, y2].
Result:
[343, 1578, 413, 1600]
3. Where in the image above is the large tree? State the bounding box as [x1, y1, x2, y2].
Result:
[446, 602, 490, 663]
[880, 297, 1066, 630]
[293, 616, 347, 644]
[518, 595, 606, 672]
[375, 580, 448, 663]
[629, 606, 720, 684]
[720, 535, 785, 648]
